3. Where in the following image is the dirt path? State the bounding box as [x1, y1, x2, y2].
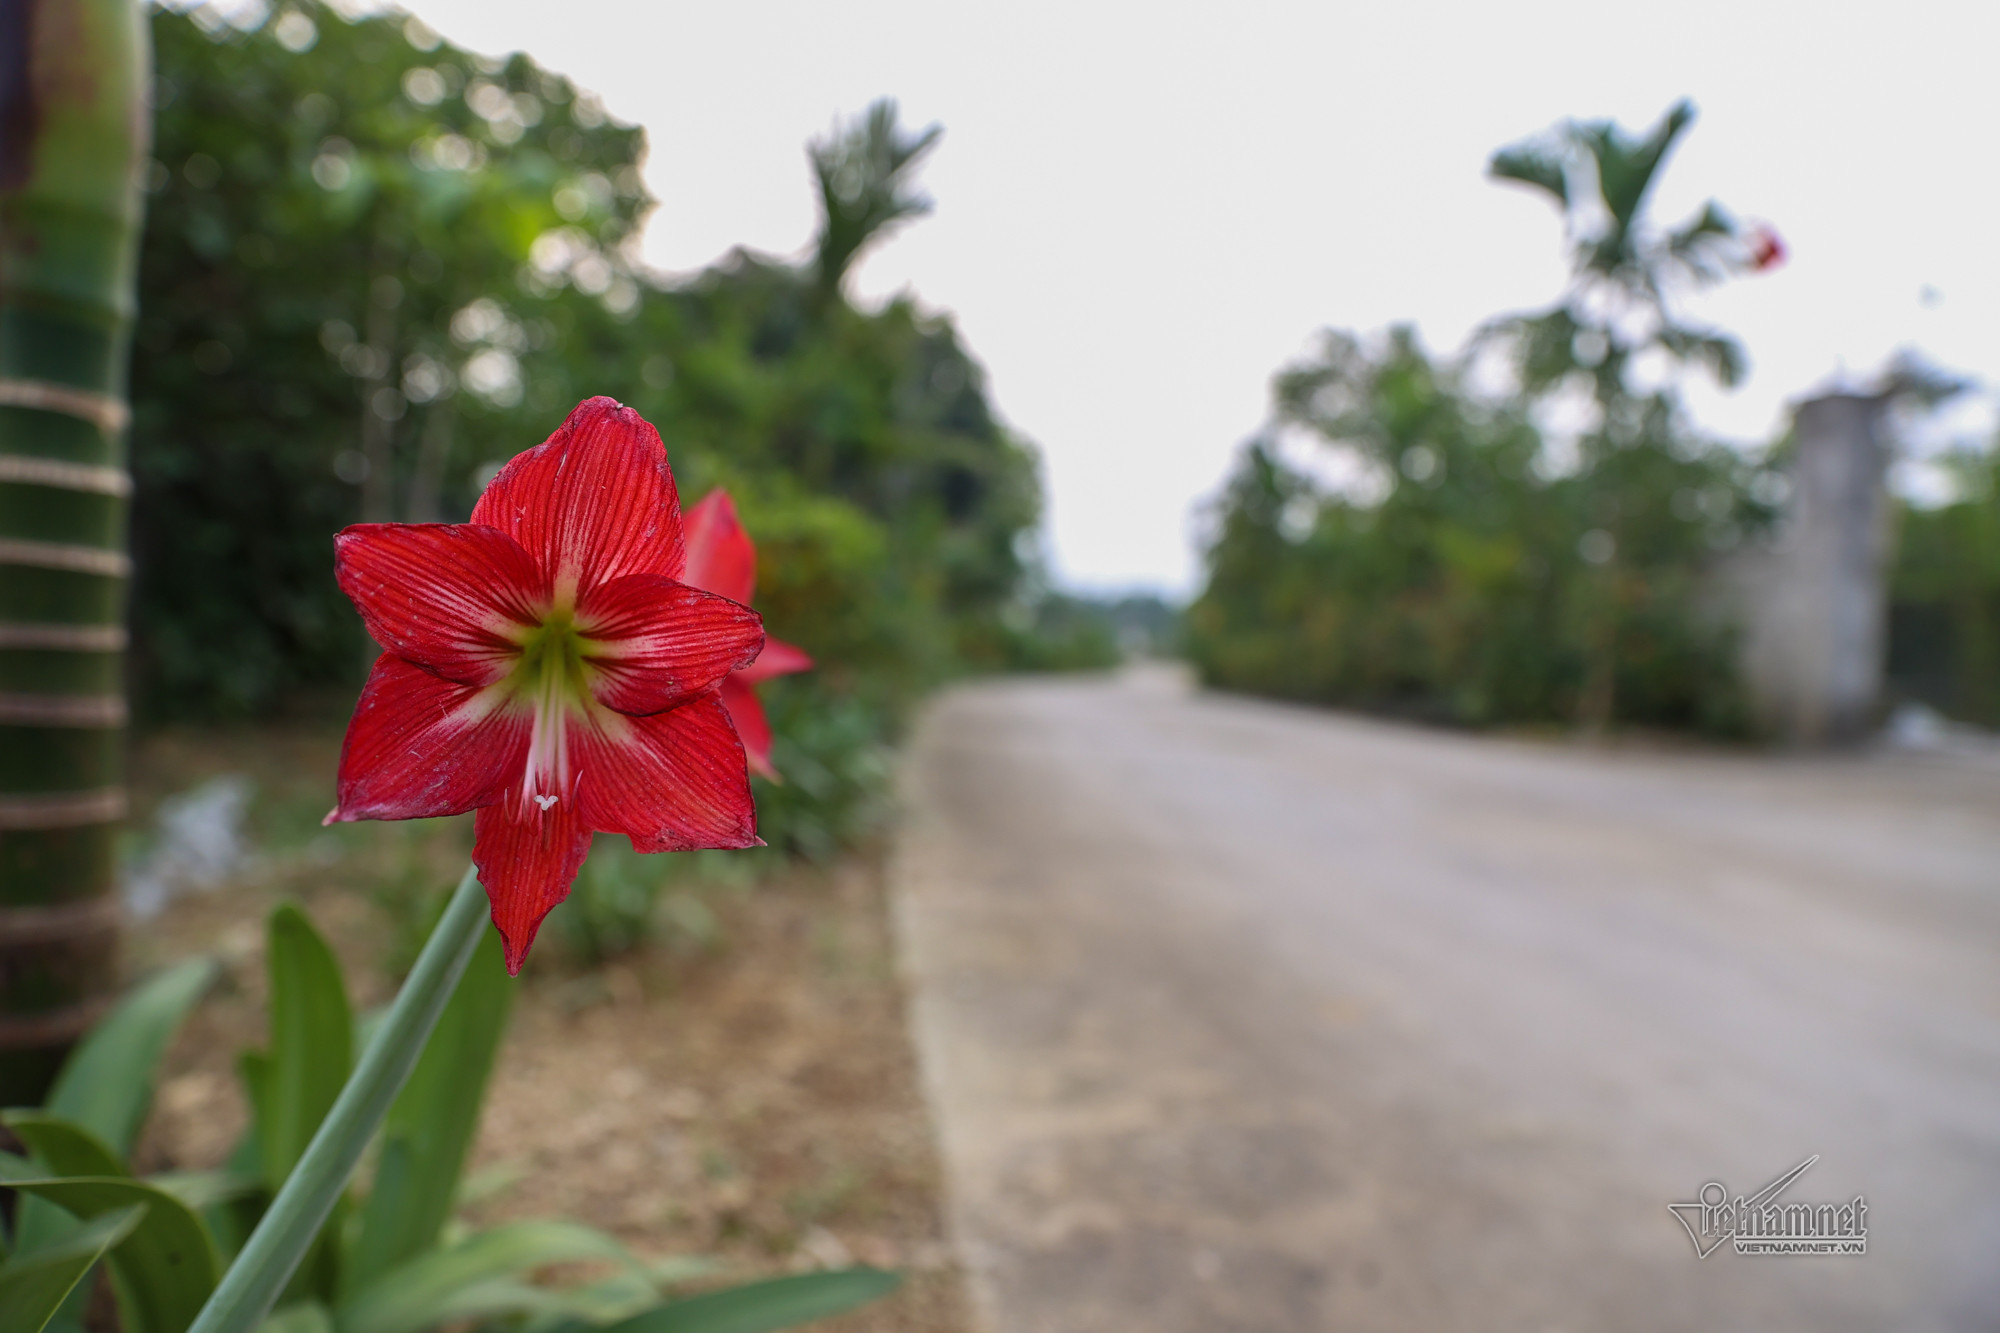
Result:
[892, 668, 2000, 1332]
[126, 725, 971, 1333]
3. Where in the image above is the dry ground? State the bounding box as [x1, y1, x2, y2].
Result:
[120, 723, 972, 1333]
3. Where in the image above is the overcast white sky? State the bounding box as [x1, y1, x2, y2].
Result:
[396, 0, 2000, 595]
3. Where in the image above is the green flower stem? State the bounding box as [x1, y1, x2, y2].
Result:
[189, 863, 490, 1333]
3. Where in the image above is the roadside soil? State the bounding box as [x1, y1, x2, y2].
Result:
[121, 722, 972, 1333]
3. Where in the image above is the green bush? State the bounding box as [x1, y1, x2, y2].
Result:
[1188, 329, 1762, 733]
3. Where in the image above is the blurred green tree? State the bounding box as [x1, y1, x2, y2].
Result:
[1193, 329, 1631, 727]
[1888, 446, 2000, 726]
[133, 1, 644, 714]
[1184, 320, 1768, 728]
[1484, 100, 1755, 407]
[1483, 100, 1771, 726]
[809, 98, 942, 303]
[1188, 112, 1779, 737]
[133, 3, 1044, 859]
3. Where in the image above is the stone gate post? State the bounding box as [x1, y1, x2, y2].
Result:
[1737, 393, 1892, 744]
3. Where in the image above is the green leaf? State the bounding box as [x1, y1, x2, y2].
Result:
[186, 866, 493, 1333]
[0, 1167, 220, 1333]
[4, 1112, 128, 1180]
[260, 906, 354, 1191]
[1671, 200, 1734, 246]
[1488, 144, 1569, 209]
[208, 1053, 275, 1266]
[1596, 99, 1694, 231]
[596, 1270, 903, 1333]
[543, 1270, 675, 1323]
[145, 1171, 261, 1214]
[233, 1049, 271, 1175]
[0, 1205, 145, 1333]
[424, 1276, 574, 1323]
[234, 919, 359, 1307]
[1665, 201, 1739, 281]
[256, 1302, 332, 1333]
[352, 1274, 650, 1330]
[1658, 325, 1747, 389]
[2, 1108, 136, 1331]
[343, 927, 514, 1295]
[44, 959, 216, 1159]
[1492, 306, 1585, 394]
[335, 1221, 645, 1333]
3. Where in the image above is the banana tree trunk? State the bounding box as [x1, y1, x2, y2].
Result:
[0, 0, 149, 1104]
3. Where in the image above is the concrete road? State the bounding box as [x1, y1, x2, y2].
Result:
[891, 669, 2000, 1333]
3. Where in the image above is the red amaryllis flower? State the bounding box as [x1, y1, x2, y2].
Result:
[326, 397, 765, 974]
[681, 489, 813, 779]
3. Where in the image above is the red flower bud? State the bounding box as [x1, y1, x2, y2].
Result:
[1748, 225, 1786, 273]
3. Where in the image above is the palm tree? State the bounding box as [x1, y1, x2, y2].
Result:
[1485, 99, 1763, 419]
[1485, 100, 1773, 727]
[809, 99, 943, 303]
[0, 0, 148, 1103]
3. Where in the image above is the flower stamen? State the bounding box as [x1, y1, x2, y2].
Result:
[508, 608, 600, 814]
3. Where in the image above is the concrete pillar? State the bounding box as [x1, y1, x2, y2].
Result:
[1738, 394, 1892, 744]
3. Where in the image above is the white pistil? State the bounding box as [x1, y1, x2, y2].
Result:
[507, 599, 599, 820]
[520, 651, 572, 813]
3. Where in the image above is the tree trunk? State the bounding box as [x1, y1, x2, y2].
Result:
[0, 0, 149, 1104]
[1576, 556, 1619, 734]
[404, 403, 452, 523]
[357, 271, 400, 524]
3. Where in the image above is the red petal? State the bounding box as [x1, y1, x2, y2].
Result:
[681, 489, 756, 605]
[721, 676, 777, 780]
[471, 397, 685, 598]
[328, 655, 528, 822]
[474, 798, 591, 974]
[576, 574, 764, 716]
[736, 636, 813, 686]
[334, 524, 546, 685]
[574, 696, 759, 852]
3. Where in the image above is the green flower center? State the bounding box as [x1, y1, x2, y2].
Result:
[503, 608, 604, 811]
[509, 609, 593, 709]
